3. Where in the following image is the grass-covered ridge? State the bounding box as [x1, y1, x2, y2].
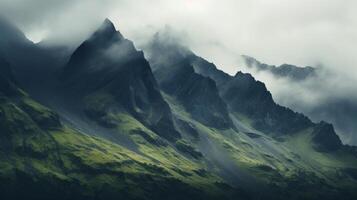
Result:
[163, 92, 357, 199]
[2, 81, 356, 200]
[0, 92, 244, 200]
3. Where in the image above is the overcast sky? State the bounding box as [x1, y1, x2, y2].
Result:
[1, 0, 357, 143]
[0, 0, 356, 75]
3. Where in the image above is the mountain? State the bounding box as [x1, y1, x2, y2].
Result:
[0, 57, 20, 97]
[312, 121, 343, 152]
[221, 71, 313, 136]
[0, 16, 70, 98]
[1, 57, 237, 200]
[0, 17, 32, 50]
[0, 29, 241, 200]
[308, 99, 357, 145]
[0, 19, 357, 200]
[143, 30, 357, 196]
[241, 55, 357, 145]
[146, 32, 313, 136]
[60, 19, 180, 141]
[242, 55, 316, 81]
[193, 53, 342, 150]
[146, 33, 232, 129]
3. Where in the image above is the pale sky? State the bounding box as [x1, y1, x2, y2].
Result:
[0, 0, 356, 75]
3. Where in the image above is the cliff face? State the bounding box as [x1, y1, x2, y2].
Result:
[312, 121, 343, 152]
[221, 71, 313, 135]
[146, 33, 233, 129]
[61, 19, 180, 141]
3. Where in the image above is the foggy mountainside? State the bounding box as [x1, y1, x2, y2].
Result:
[241, 55, 357, 146]
[1, 1, 357, 200]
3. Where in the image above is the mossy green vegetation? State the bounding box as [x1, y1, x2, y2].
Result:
[0, 94, 243, 200]
[175, 139, 203, 159]
[1, 84, 357, 200]
[163, 92, 357, 199]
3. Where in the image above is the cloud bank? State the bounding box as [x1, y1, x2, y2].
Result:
[1, 0, 356, 74]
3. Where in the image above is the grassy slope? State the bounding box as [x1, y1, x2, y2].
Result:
[1, 87, 356, 199]
[0, 93, 244, 200]
[163, 93, 357, 199]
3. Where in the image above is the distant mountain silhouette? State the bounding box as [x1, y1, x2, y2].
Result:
[242, 55, 316, 81]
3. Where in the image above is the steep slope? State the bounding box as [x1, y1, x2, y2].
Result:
[312, 121, 343, 152]
[60, 19, 179, 141]
[242, 55, 357, 145]
[0, 17, 33, 57]
[190, 53, 347, 152]
[0, 57, 18, 96]
[163, 82, 357, 200]
[0, 101, 237, 200]
[0, 54, 246, 200]
[309, 99, 357, 145]
[221, 71, 313, 135]
[0, 16, 70, 99]
[142, 31, 357, 199]
[145, 32, 232, 129]
[145, 32, 313, 136]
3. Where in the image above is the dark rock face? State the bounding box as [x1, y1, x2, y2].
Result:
[0, 57, 14, 81]
[191, 56, 231, 87]
[312, 121, 342, 152]
[61, 19, 180, 141]
[145, 32, 313, 134]
[242, 55, 316, 81]
[0, 57, 18, 97]
[146, 33, 233, 129]
[158, 61, 232, 129]
[0, 56, 61, 133]
[0, 17, 32, 52]
[222, 72, 313, 134]
[0, 17, 36, 73]
[0, 17, 70, 98]
[192, 55, 313, 135]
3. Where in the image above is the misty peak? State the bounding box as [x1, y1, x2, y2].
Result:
[89, 18, 123, 43]
[101, 18, 116, 32]
[234, 71, 255, 80]
[0, 16, 30, 44]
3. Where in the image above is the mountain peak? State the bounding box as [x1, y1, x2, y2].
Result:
[312, 121, 342, 152]
[234, 71, 255, 81]
[242, 55, 316, 81]
[89, 18, 123, 42]
[0, 16, 30, 44]
[101, 18, 116, 31]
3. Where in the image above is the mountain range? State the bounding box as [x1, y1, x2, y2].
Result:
[242, 55, 316, 81]
[0, 18, 357, 200]
[241, 55, 357, 145]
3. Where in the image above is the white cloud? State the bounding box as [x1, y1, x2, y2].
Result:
[2, 0, 357, 75]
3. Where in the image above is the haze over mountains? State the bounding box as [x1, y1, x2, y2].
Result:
[240, 55, 357, 145]
[0, 16, 357, 200]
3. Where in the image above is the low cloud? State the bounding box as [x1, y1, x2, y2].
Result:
[240, 62, 357, 145]
[0, 0, 118, 44]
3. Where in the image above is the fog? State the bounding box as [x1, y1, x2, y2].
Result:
[1, 0, 356, 144]
[2, 0, 356, 74]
